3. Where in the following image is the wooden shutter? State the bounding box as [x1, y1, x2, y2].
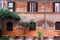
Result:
[36, 2, 38, 12]
[53, 2, 55, 12]
[27, 2, 38, 12]
[27, 2, 30, 12]
[13, 2, 15, 12]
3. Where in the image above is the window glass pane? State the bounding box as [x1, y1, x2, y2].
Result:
[9, 9, 13, 12]
[55, 3, 60, 12]
[33, 3, 36, 12]
[28, 2, 37, 12]
[32, 3, 34, 12]
[32, 2, 36, 12]
[8, 2, 13, 8]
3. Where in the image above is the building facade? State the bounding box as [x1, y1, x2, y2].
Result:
[0, 0, 60, 40]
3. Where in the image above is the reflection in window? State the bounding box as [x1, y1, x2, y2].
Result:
[8, 3, 13, 8]
[55, 3, 60, 12]
[27, 2, 38, 12]
[8, 2, 15, 12]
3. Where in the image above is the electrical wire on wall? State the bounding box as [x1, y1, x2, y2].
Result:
[44, 2, 46, 29]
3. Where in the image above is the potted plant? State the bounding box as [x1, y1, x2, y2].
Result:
[0, 8, 20, 21]
[3, 35, 10, 40]
[38, 32, 42, 40]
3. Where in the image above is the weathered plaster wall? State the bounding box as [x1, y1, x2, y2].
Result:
[2, 1, 60, 38]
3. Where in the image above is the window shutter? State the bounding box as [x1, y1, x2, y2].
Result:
[36, 2, 38, 12]
[27, 2, 38, 12]
[7, 22, 13, 31]
[53, 2, 55, 12]
[13, 2, 15, 12]
[8, 2, 15, 12]
[27, 2, 30, 12]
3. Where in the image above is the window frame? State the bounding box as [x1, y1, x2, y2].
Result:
[27, 1, 38, 12]
[53, 2, 60, 12]
[8, 2, 15, 12]
[7, 22, 13, 31]
[29, 21, 36, 30]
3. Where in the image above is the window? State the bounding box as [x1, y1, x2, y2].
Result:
[29, 22, 36, 30]
[8, 2, 15, 12]
[53, 2, 60, 12]
[7, 22, 13, 31]
[8, 2, 13, 8]
[55, 22, 60, 30]
[27, 2, 38, 12]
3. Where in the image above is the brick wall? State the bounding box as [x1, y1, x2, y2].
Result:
[15, 2, 53, 12]
[2, 1, 60, 38]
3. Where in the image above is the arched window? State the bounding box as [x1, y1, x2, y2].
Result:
[55, 22, 60, 30]
[7, 22, 13, 31]
[29, 21, 36, 30]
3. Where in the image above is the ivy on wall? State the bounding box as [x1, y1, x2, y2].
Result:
[0, 8, 20, 21]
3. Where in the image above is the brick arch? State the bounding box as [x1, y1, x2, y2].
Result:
[7, 22, 13, 31]
[55, 21, 60, 30]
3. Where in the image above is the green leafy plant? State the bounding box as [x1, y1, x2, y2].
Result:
[38, 32, 42, 40]
[0, 8, 20, 21]
[38, 32, 42, 37]
[3, 35, 10, 40]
